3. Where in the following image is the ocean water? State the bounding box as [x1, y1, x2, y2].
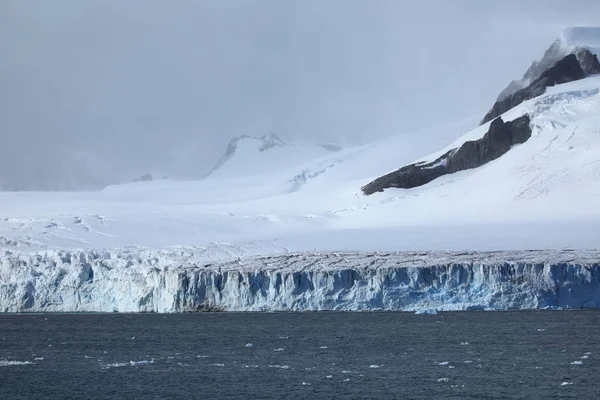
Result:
[0, 311, 599, 399]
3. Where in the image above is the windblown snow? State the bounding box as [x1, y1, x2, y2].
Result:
[2, 30, 600, 312]
[497, 27, 600, 100]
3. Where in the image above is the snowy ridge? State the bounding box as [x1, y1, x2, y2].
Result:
[1, 249, 599, 312]
[205, 133, 340, 179]
[497, 27, 600, 101]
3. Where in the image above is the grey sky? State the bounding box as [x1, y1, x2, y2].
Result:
[1, 0, 598, 190]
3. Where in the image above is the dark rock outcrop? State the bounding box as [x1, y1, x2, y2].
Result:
[481, 54, 587, 125]
[362, 115, 531, 195]
[577, 48, 600, 76]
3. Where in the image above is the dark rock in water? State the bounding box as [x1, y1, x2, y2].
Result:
[577, 48, 600, 76]
[481, 53, 586, 125]
[362, 115, 531, 195]
[132, 173, 153, 182]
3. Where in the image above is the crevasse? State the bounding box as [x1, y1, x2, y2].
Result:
[1, 250, 599, 312]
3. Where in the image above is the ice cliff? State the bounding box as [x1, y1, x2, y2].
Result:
[1, 250, 599, 313]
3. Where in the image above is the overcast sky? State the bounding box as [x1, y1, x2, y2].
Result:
[1, 0, 599, 190]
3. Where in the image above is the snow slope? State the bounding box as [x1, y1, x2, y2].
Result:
[1, 77, 599, 252]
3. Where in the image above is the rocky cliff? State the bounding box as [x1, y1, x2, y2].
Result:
[362, 115, 531, 194]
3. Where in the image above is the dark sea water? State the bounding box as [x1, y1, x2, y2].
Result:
[1, 311, 599, 399]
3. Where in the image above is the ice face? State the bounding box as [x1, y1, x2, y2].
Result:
[1, 249, 599, 313]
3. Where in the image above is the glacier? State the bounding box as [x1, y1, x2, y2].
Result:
[1, 249, 599, 313]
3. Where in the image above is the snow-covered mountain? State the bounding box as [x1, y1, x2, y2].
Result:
[497, 27, 600, 101]
[205, 133, 341, 179]
[2, 28, 600, 312]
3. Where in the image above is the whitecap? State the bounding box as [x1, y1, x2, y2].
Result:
[268, 364, 290, 369]
[130, 359, 155, 366]
[369, 365, 382, 369]
[437, 378, 450, 383]
[571, 361, 583, 365]
[438, 361, 449, 366]
[0, 360, 34, 367]
[101, 362, 128, 369]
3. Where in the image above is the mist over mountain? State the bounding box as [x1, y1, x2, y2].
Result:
[1, 1, 599, 191]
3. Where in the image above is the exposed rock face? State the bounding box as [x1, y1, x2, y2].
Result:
[577, 47, 600, 76]
[362, 115, 531, 195]
[481, 54, 586, 125]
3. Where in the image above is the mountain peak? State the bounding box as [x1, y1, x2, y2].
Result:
[205, 134, 340, 179]
[496, 26, 600, 101]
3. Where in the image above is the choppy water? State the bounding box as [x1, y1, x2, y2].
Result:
[0, 311, 599, 399]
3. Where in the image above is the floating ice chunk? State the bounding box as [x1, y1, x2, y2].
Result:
[319, 346, 328, 349]
[571, 360, 583, 365]
[537, 329, 546, 332]
[561, 382, 574, 386]
[437, 378, 450, 383]
[585, 352, 592, 355]
[448, 366, 455, 369]
[369, 365, 382, 369]
[415, 309, 438, 315]
[460, 342, 469, 345]
[326, 375, 333, 379]
[245, 343, 253, 348]
[302, 382, 311, 386]
[438, 361, 450, 366]
[343, 379, 350, 382]
[581, 355, 589, 359]
[34, 357, 44, 361]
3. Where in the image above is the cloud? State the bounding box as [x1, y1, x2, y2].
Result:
[1, 0, 598, 189]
